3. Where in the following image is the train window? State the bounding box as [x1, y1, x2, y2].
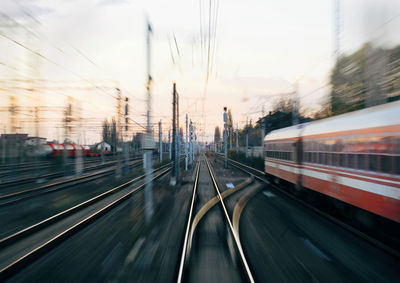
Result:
[339, 154, 346, 167]
[332, 153, 339, 167]
[368, 155, 378, 172]
[348, 154, 356, 169]
[395, 156, 400, 175]
[311, 152, 316, 163]
[319, 153, 323, 164]
[326, 153, 331, 166]
[395, 138, 400, 154]
[357, 154, 366, 170]
[380, 155, 392, 174]
[322, 153, 328, 165]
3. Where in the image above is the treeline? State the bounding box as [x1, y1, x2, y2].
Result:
[328, 43, 400, 117]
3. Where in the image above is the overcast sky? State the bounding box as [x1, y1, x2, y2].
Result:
[0, 0, 399, 143]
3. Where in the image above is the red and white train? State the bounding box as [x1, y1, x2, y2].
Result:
[264, 100, 400, 223]
[27, 144, 102, 158]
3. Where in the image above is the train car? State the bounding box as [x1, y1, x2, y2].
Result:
[264, 124, 306, 186]
[265, 100, 400, 223]
[46, 144, 91, 157]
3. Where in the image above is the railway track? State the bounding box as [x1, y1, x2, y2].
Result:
[0, 159, 143, 206]
[0, 156, 140, 187]
[177, 156, 255, 283]
[0, 154, 129, 173]
[214, 153, 400, 260]
[0, 163, 173, 281]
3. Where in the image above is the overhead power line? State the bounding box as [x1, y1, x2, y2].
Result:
[0, 32, 118, 100]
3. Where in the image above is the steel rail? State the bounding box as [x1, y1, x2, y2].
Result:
[205, 157, 255, 283]
[176, 161, 200, 283]
[0, 157, 116, 175]
[0, 166, 172, 281]
[0, 162, 172, 250]
[0, 160, 143, 206]
[0, 157, 141, 187]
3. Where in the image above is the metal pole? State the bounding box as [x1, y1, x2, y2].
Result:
[223, 107, 228, 168]
[176, 90, 180, 181]
[185, 113, 188, 171]
[189, 120, 193, 164]
[168, 129, 172, 160]
[144, 20, 154, 223]
[115, 88, 122, 178]
[124, 97, 129, 174]
[261, 118, 265, 158]
[229, 127, 232, 150]
[171, 83, 177, 185]
[236, 124, 239, 151]
[192, 126, 195, 160]
[261, 106, 265, 159]
[159, 120, 162, 163]
[246, 117, 249, 158]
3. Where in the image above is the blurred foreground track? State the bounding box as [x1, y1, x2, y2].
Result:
[0, 163, 172, 281]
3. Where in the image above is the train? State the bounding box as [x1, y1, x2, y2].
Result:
[25, 143, 111, 158]
[264, 100, 400, 224]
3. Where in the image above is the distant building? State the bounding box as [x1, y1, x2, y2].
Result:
[0, 134, 28, 159]
[91, 141, 111, 154]
[0, 133, 28, 141]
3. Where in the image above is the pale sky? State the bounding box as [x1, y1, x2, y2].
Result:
[0, 0, 399, 143]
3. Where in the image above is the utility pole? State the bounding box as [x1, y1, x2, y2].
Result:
[245, 117, 249, 158]
[261, 105, 265, 158]
[229, 128, 232, 150]
[192, 125, 195, 159]
[176, 89, 180, 180]
[34, 106, 39, 138]
[143, 20, 154, 223]
[9, 96, 17, 133]
[159, 120, 162, 163]
[75, 101, 83, 176]
[236, 124, 239, 151]
[168, 129, 172, 160]
[171, 82, 177, 185]
[185, 113, 188, 171]
[124, 97, 130, 174]
[64, 97, 73, 175]
[189, 119, 193, 164]
[115, 88, 122, 177]
[223, 107, 228, 169]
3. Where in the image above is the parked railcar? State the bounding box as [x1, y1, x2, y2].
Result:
[265, 100, 400, 223]
[44, 144, 91, 157]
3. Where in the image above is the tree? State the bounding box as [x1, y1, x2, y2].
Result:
[329, 43, 400, 116]
[257, 97, 311, 135]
